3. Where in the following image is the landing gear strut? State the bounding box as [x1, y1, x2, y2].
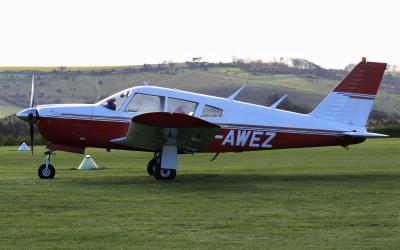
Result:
[147, 152, 176, 180]
[38, 151, 56, 179]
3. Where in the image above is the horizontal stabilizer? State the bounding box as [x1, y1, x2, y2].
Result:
[341, 131, 388, 138]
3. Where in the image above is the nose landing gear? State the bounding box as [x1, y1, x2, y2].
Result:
[38, 151, 56, 179]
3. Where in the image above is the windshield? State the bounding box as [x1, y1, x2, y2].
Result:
[99, 90, 131, 111]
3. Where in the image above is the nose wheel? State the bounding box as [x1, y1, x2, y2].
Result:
[38, 151, 56, 179]
[38, 164, 56, 179]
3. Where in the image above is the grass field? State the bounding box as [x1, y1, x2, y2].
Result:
[0, 139, 399, 249]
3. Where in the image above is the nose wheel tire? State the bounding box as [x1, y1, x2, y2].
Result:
[147, 158, 156, 176]
[38, 164, 56, 179]
[154, 165, 176, 180]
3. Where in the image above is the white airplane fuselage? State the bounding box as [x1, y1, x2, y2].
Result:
[31, 85, 365, 153]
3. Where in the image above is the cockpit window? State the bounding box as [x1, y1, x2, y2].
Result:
[125, 93, 164, 113]
[168, 98, 198, 116]
[201, 105, 223, 117]
[101, 90, 131, 111]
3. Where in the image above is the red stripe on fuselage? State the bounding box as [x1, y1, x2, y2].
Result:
[207, 129, 364, 152]
[37, 117, 365, 153]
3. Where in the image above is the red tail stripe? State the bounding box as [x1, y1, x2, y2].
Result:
[334, 60, 386, 95]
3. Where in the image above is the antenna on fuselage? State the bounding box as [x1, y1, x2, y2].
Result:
[143, 81, 150, 86]
[227, 84, 246, 101]
[270, 94, 288, 109]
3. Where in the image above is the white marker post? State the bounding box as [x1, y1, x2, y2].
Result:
[18, 142, 30, 151]
[78, 155, 99, 170]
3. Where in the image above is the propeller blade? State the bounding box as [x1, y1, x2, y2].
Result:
[26, 110, 38, 156]
[30, 75, 35, 108]
[30, 121, 34, 155]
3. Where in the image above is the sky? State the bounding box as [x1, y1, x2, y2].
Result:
[0, 0, 399, 69]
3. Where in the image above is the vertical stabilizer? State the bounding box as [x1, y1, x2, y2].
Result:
[309, 58, 386, 126]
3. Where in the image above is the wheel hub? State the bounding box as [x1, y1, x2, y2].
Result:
[42, 168, 51, 177]
[160, 169, 171, 178]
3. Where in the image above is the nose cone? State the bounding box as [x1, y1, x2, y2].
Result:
[17, 108, 39, 122]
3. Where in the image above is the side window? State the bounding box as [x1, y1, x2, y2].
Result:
[168, 98, 198, 116]
[125, 93, 164, 113]
[201, 105, 223, 117]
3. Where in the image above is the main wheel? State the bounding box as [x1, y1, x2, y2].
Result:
[154, 165, 176, 180]
[38, 164, 56, 179]
[147, 158, 156, 176]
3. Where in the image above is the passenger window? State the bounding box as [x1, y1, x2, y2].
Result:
[125, 93, 164, 113]
[201, 105, 223, 117]
[168, 98, 198, 116]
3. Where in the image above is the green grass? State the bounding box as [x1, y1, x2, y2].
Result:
[0, 138, 399, 249]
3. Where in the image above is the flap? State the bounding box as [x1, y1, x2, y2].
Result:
[110, 112, 220, 152]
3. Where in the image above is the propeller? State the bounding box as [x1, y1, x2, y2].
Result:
[28, 75, 36, 155]
[30, 75, 35, 108]
[16, 75, 39, 155]
[27, 110, 38, 155]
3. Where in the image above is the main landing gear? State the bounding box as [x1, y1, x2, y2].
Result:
[147, 152, 177, 180]
[38, 150, 56, 179]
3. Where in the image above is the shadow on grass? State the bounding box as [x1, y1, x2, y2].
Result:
[64, 173, 400, 193]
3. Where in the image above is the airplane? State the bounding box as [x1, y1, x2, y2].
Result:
[17, 57, 388, 181]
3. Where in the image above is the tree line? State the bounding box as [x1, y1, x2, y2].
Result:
[3, 57, 398, 93]
[0, 115, 44, 146]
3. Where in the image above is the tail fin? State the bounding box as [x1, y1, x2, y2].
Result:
[309, 58, 386, 126]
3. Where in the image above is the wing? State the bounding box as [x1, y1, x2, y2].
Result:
[110, 112, 220, 153]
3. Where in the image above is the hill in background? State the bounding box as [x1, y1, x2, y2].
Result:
[1, 58, 399, 126]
